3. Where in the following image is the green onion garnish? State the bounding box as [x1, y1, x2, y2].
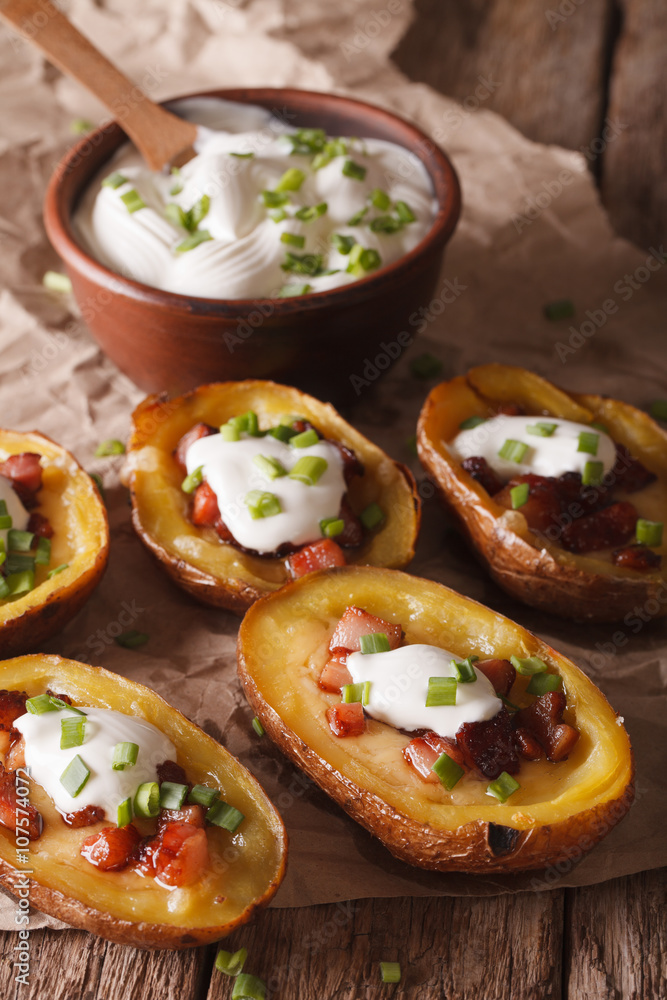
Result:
[577, 431, 599, 455]
[42, 270, 73, 293]
[380, 962, 401, 984]
[425, 676, 457, 707]
[207, 800, 245, 832]
[268, 207, 287, 223]
[311, 151, 332, 171]
[134, 781, 160, 818]
[360, 502, 385, 531]
[459, 415, 486, 430]
[25, 693, 59, 715]
[252, 716, 265, 737]
[7, 530, 34, 552]
[7, 570, 35, 595]
[169, 181, 183, 196]
[160, 781, 188, 810]
[275, 167, 306, 192]
[116, 797, 133, 827]
[102, 171, 128, 189]
[0, 500, 13, 530]
[395, 201, 416, 223]
[451, 656, 478, 684]
[261, 190, 289, 208]
[120, 189, 145, 213]
[60, 715, 85, 750]
[289, 456, 328, 485]
[526, 672, 562, 696]
[165, 202, 188, 229]
[181, 465, 204, 494]
[6, 552, 35, 575]
[290, 428, 319, 448]
[285, 128, 326, 155]
[346, 244, 381, 274]
[347, 206, 368, 226]
[510, 654, 548, 676]
[331, 233, 356, 255]
[60, 755, 90, 798]
[112, 742, 139, 770]
[526, 422, 557, 437]
[175, 230, 212, 252]
[49, 696, 85, 715]
[582, 460, 604, 486]
[636, 519, 663, 547]
[278, 283, 312, 297]
[188, 784, 220, 808]
[0, 539, 5, 567]
[253, 454, 287, 480]
[47, 563, 69, 579]
[215, 947, 248, 976]
[486, 771, 520, 803]
[510, 483, 530, 509]
[370, 188, 391, 210]
[245, 490, 282, 519]
[320, 517, 344, 538]
[295, 202, 327, 222]
[95, 439, 125, 457]
[342, 681, 371, 705]
[543, 299, 575, 321]
[649, 400, 667, 422]
[114, 630, 149, 649]
[280, 232, 306, 248]
[409, 352, 443, 380]
[369, 215, 403, 234]
[432, 752, 464, 790]
[231, 973, 266, 1000]
[219, 423, 240, 441]
[230, 151, 254, 159]
[498, 439, 529, 463]
[0, 577, 9, 599]
[342, 159, 367, 181]
[229, 411, 260, 436]
[359, 632, 390, 654]
[35, 536, 51, 566]
[268, 424, 297, 443]
[281, 251, 325, 276]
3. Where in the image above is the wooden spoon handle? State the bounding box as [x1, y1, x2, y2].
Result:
[0, 0, 198, 169]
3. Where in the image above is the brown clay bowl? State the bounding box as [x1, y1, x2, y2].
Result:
[44, 88, 461, 400]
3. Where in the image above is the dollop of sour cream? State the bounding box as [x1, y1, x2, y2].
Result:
[346, 644, 501, 738]
[15, 707, 175, 819]
[450, 415, 617, 483]
[186, 431, 346, 553]
[0, 477, 29, 552]
[73, 98, 437, 299]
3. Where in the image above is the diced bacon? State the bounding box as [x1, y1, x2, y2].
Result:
[515, 728, 543, 761]
[496, 402, 524, 416]
[0, 690, 28, 733]
[326, 702, 365, 737]
[318, 654, 353, 693]
[288, 539, 346, 579]
[456, 708, 519, 779]
[27, 512, 53, 538]
[336, 496, 364, 548]
[80, 824, 141, 871]
[461, 456, 503, 496]
[612, 544, 662, 572]
[191, 482, 220, 526]
[560, 501, 637, 554]
[329, 441, 365, 485]
[475, 659, 516, 697]
[613, 443, 656, 493]
[0, 764, 41, 840]
[5, 735, 25, 772]
[156, 759, 188, 785]
[514, 692, 579, 762]
[0, 453, 42, 507]
[329, 606, 402, 653]
[494, 475, 562, 533]
[63, 805, 106, 828]
[157, 805, 206, 831]
[403, 733, 467, 783]
[173, 423, 217, 473]
[147, 822, 209, 887]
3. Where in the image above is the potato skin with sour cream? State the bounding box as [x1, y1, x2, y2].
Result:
[237, 565, 633, 874]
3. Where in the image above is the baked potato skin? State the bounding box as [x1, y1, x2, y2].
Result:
[0, 655, 287, 949]
[237, 566, 634, 874]
[0, 430, 109, 656]
[125, 381, 420, 614]
[417, 365, 667, 623]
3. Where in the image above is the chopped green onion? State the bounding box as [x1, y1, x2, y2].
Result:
[49, 696, 85, 716]
[231, 973, 265, 1000]
[42, 270, 72, 293]
[425, 676, 457, 707]
[369, 215, 403, 234]
[347, 206, 368, 226]
[261, 190, 289, 208]
[577, 431, 599, 455]
[102, 171, 128, 190]
[219, 423, 240, 442]
[25, 693, 59, 715]
[47, 563, 69, 579]
[582, 460, 604, 486]
[369, 188, 391, 210]
[359, 632, 390, 654]
[510, 654, 548, 676]
[526, 422, 557, 437]
[486, 771, 520, 803]
[649, 400, 667, 422]
[120, 189, 146, 213]
[342, 159, 367, 181]
[286, 128, 327, 155]
[60, 755, 90, 798]
[253, 454, 287, 480]
[0, 500, 13, 529]
[276, 167, 306, 192]
[500, 694, 520, 712]
[245, 490, 282, 519]
[0, 539, 5, 567]
[291, 428, 319, 448]
[117, 797, 133, 828]
[395, 201, 416, 223]
[320, 517, 344, 538]
[325, 137, 348, 157]
[207, 800, 245, 832]
[160, 781, 188, 810]
[346, 244, 381, 274]
[112, 742, 139, 770]
[175, 230, 213, 252]
[498, 439, 529, 463]
[252, 716, 265, 737]
[280, 232, 306, 248]
[134, 781, 160, 818]
[5, 552, 34, 575]
[543, 299, 575, 321]
[188, 784, 220, 808]
[7, 569, 34, 595]
[165, 202, 188, 229]
[331, 233, 356, 255]
[278, 283, 312, 297]
[451, 656, 478, 684]
[360, 502, 385, 531]
[311, 150, 332, 171]
[229, 411, 260, 436]
[181, 465, 204, 494]
[60, 715, 85, 750]
[342, 681, 371, 705]
[35, 536, 51, 566]
[380, 962, 401, 984]
[114, 630, 149, 649]
[95, 439, 125, 457]
[510, 483, 530, 509]
[268, 207, 287, 222]
[187, 195, 210, 229]
[636, 519, 663, 547]
[526, 672, 562, 696]
[7, 530, 34, 552]
[281, 251, 325, 276]
[0, 576, 9, 599]
[268, 424, 297, 443]
[295, 202, 327, 222]
[410, 353, 443, 380]
[459, 415, 486, 430]
[169, 181, 183, 196]
[215, 947, 248, 976]
[230, 151, 254, 159]
[289, 456, 328, 485]
[432, 752, 464, 790]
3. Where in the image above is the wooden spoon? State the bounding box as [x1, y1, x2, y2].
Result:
[0, 0, 198, 170]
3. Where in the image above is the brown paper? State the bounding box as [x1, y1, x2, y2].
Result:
[0, 0, 666, 931]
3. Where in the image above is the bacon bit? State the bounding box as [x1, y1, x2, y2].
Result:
[329, 441, 365, 485]
[63, 804, 106, 828]
[0, 690, 28, 733]
[612, 544, 662, 572]
[45, 690, 73, 705]
[319, 654, 353, 693]
[191, 481, 220, 526]
[456, 708, 519, 779]
[461, 456, 503, 496]
[514, 692, 579, 762]
[613, 443, 657, 493]
[288, 539, 346, 579]
[0, 453, 42, 506]
[157, 804, 206, 831]
[156, 759, 188, 786]
[494, 474, 562, 533]
[0, 763, 42, 840]
[560, 501, 637, 553]
[143, 822, 209, 887]
[475, 659, 516, 698]
[173, 423, 217, 474]
[326, 702, 365, 737]
[5, 735, 25, 771]
[291, 420, 316, 435]
[495, 402, 524, 416]
[403, 732, 467, 783]
[329, 606, 402, 653]
[27, 512, 54, 538]
[556, 471, 607, 513]
[336, 496, 364, 548]
[80, 824, 142, 871]
[515, 728, 543, 761]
